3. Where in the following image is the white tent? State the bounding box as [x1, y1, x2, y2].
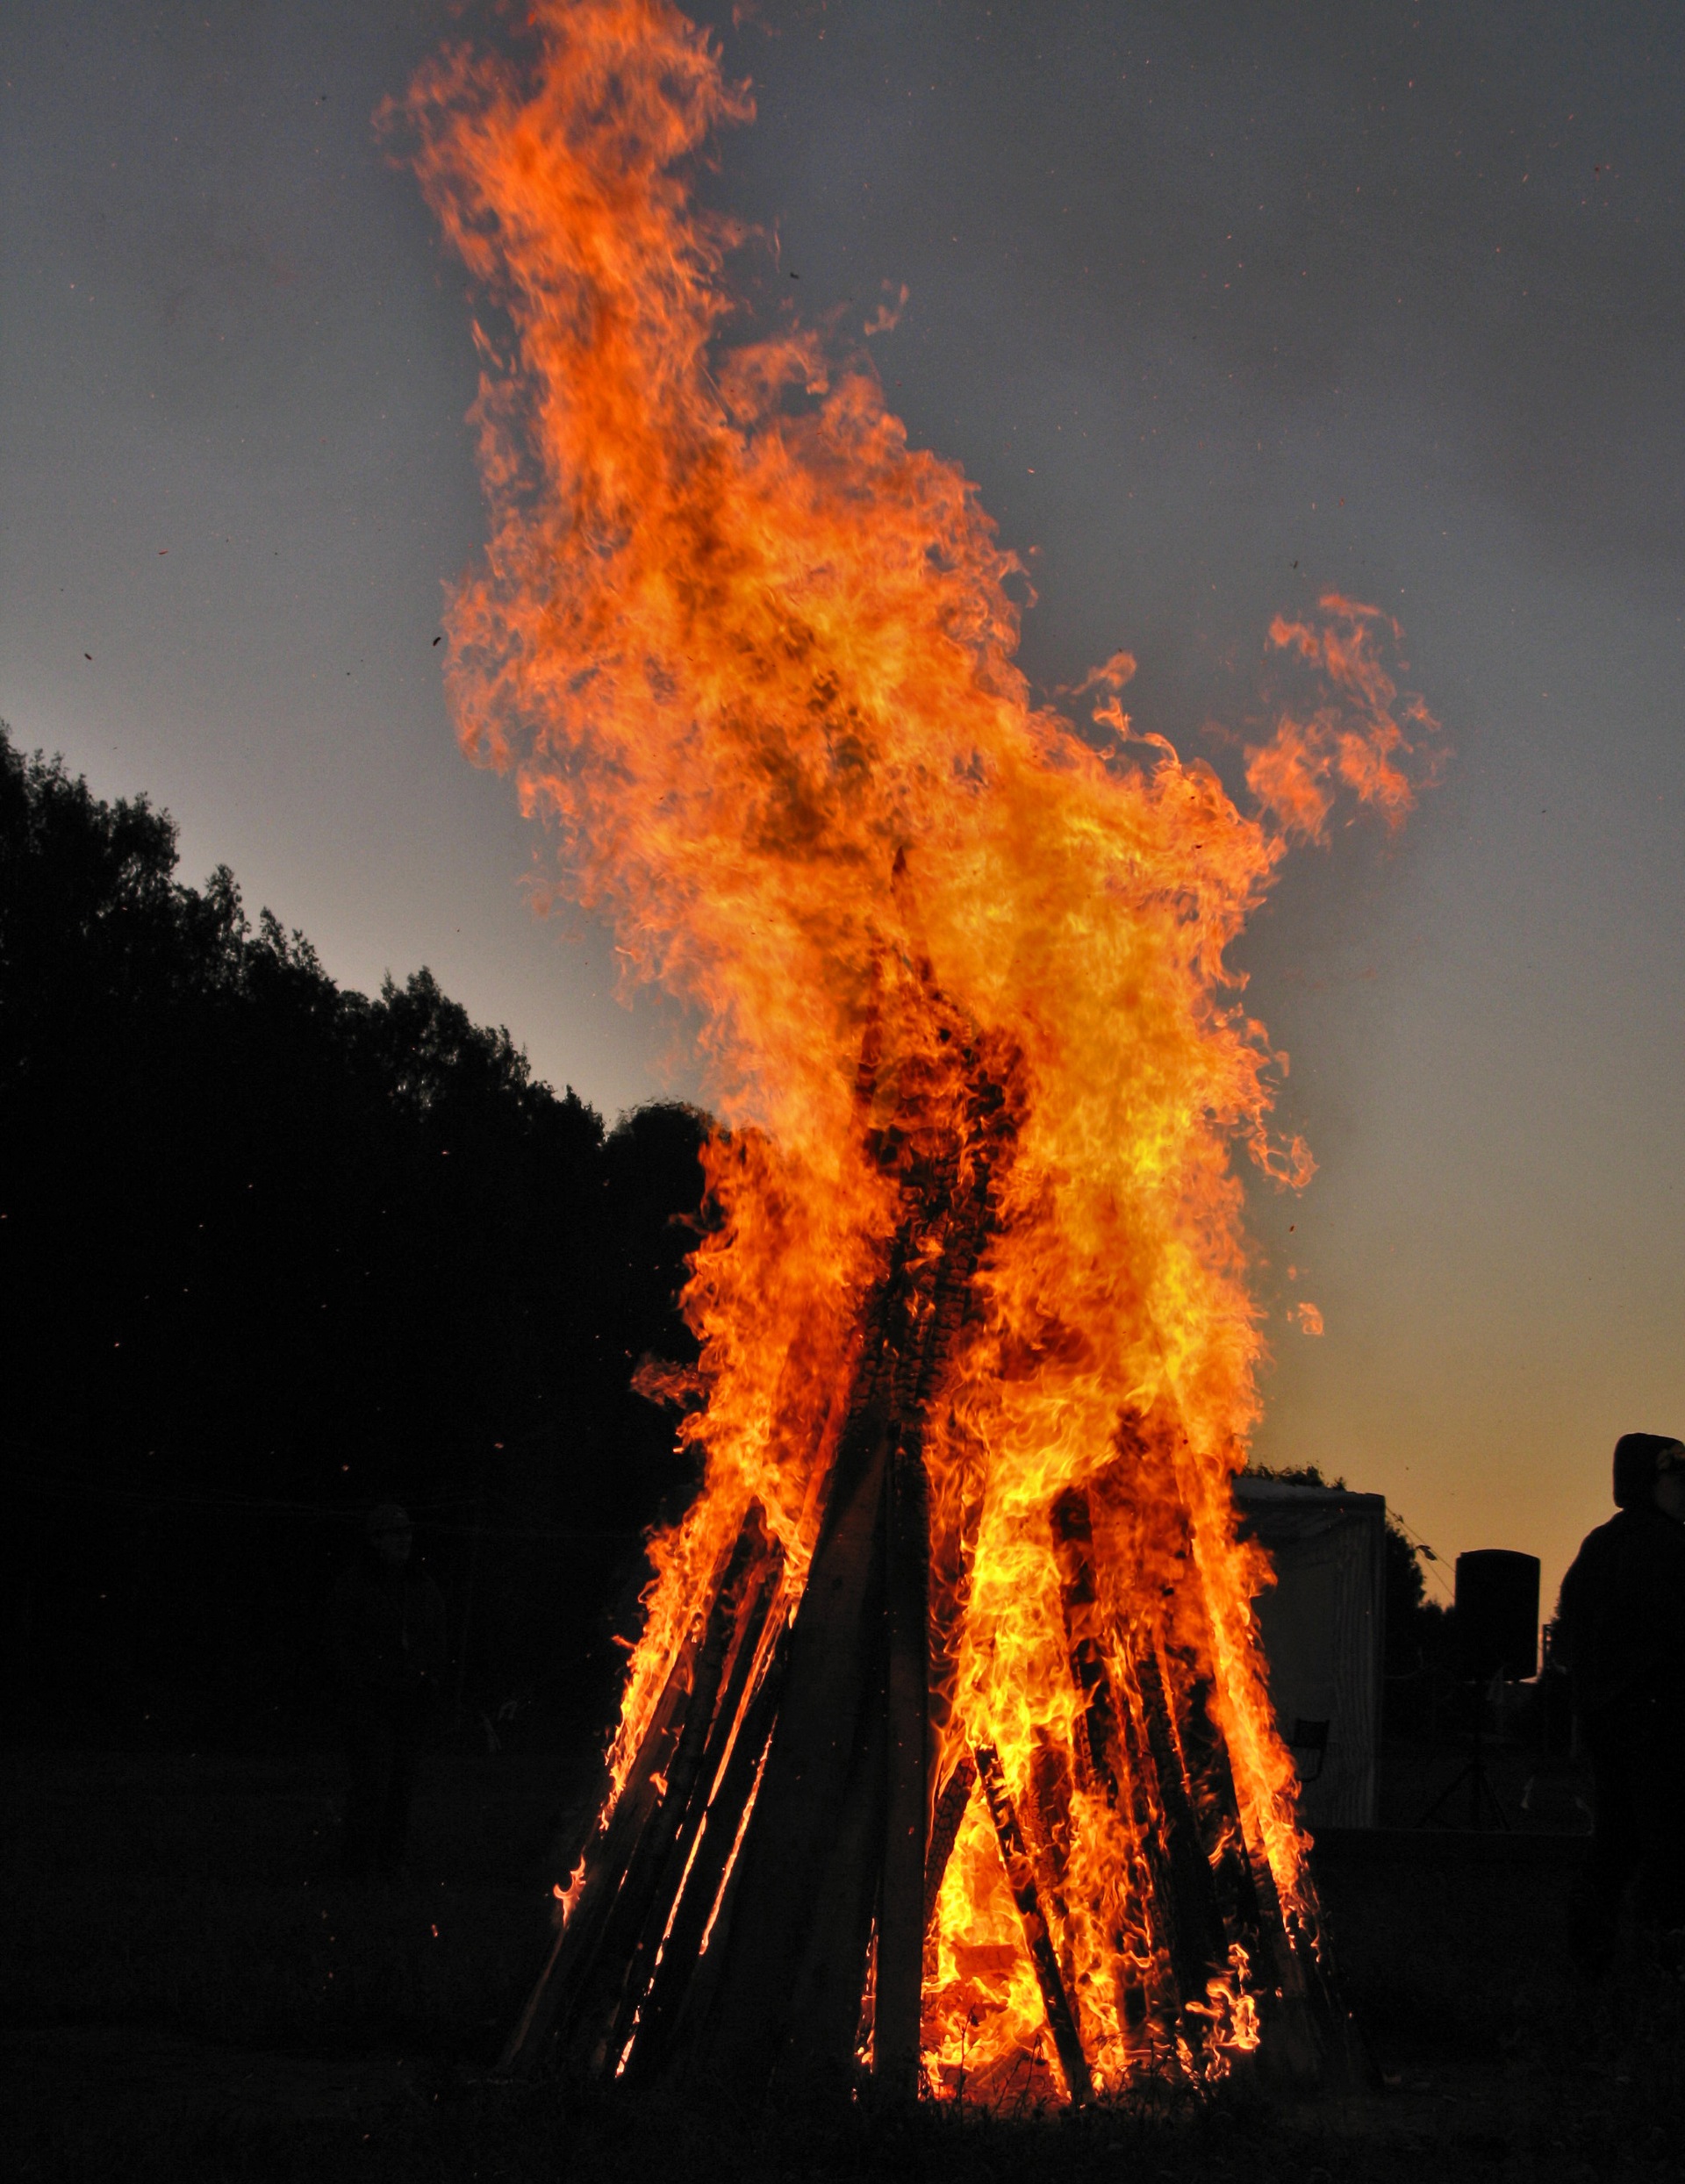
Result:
[1233, 1477, 1387, 1830]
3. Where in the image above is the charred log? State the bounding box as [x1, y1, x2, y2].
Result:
[973, 1740, 1093, 2106]
[877, 1424, 933, 2095]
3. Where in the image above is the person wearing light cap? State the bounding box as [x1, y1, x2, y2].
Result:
[1556, 1432, 1685, 1971]
[330, 1501, 448, 1878]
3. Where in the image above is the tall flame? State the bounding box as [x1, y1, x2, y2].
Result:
[398, 0, 1437, 2099]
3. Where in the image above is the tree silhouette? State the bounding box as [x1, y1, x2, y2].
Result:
[1, 724, 709, 1749]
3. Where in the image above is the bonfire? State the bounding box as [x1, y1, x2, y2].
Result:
[394, 0, 1438, 2105]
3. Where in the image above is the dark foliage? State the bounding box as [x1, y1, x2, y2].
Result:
[1380, 1516, 1456, 1737]
[0, 724, 710, 1751]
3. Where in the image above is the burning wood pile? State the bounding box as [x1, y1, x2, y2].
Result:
[398, 0, 1438, 2106]
[496, 980, 1352, 2102]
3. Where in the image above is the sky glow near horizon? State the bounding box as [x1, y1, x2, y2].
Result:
[2, 0, 1681, 1613]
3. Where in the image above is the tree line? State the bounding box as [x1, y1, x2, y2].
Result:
[0, 722, 709, 1750]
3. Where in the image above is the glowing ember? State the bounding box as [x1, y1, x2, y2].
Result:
[397, 0, 1438, 2102]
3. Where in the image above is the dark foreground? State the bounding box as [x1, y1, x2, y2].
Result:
[4, 1750, 1683, 2183]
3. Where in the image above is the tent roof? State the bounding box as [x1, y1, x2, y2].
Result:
[1234, 1477, 1386, 1513]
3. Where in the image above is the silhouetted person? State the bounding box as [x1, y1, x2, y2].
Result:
[1557, 1432, 1685, 1970]
[332, 1503, 448, 1877]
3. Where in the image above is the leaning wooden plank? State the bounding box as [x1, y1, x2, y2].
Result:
[687, 1418, 892, 2094]
[775, 1651, 890, 2092]
[1167, 1668, 1266, 1945]
[557, 1514, 781, 2074]
[625, 1608, 792, 2085]
[497, 1516, 749, 2075]
[1105, 1650, 1191, 2049]
[921, 1753, 976, 1941]
[599, 1539, 786, 2073]
[874, 1427, 932, 2097]
[1161, 1606, 1352, 2091]
[973, 1741, 1093, 2107]
[498, 1625, 696, 2074]
[1050, 1490, 1188, 2045]
[1239, 1820, 1363, 2091]
[1132, 1636, 1231, 2003]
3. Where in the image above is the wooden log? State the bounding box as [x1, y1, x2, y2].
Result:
[1066, 1665, 1162, 2048]
[577, 1522, 785, 2074]
[1050, 1490, 1209, 2047]
[617, 1550, 783, 2022]
[922, 1752, 976, 1938]
[874, 1425, 932, 2097]
[973, 1740, 1093, 2106]
[624, 1610, 792, 2083]
[686, 1414, 893, 2094]
[1230, 1812, 1359, 2092]
[518, 1513, 780, 2078]
[1162, 1626, 1351, 2089]
[498, 1576, 711, 2075]
[1024, 1729, 1081, 1972]
[864, 1028, 1015, 2093]
[776, 1644, 890, 2091]
[1131, 1635, 1230, 1996]
[1168, 1668, 1267, 1945]
[926, 1417, 985, 1779]
[1106, 1643, 1193, 2048]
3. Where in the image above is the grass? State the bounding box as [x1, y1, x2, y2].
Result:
[4, 1746, 1685, 2181]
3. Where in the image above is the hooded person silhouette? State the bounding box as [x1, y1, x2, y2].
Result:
[331, 1503, 448, 1877]
[1557, 1433, 1685, 1970]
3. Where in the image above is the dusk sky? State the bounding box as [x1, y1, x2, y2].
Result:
[4, 0, 1681, 1613]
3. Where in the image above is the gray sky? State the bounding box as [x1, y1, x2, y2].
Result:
[3, 0, 1681, 1606]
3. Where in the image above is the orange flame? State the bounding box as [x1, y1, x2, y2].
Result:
[397, 0, 1438, 2099]
[551, 1853, 588, 1930]
[1249, 597, 1441, 842]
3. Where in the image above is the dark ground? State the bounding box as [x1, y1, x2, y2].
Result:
[4, 1741, 1683, 2184]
